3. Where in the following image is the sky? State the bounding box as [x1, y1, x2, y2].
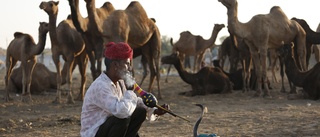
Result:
[0, 0, 319, 49]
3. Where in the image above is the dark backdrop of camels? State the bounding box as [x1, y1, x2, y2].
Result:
[1, 0, 320, 137]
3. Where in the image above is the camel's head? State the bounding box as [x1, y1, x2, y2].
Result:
[291, 17, 309, 29]
[39, 1, 59, 15]
[161, 52, 180, 65]
[213, 24, 225, 32]
[39, 22, 50, 34]
[278, 42, 294, 60]
[218, 0, 237, 9]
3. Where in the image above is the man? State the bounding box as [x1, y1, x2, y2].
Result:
[81, 42, 167, 137]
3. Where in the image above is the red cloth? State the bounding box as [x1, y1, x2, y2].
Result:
[104, 42, 133, 60]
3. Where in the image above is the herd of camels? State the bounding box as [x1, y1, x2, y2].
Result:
[3, 0, 320, 103]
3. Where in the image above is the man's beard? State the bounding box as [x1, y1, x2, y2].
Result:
[118, 69, 136, 88]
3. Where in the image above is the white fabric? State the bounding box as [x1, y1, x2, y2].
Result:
[80, 73, 155, 137]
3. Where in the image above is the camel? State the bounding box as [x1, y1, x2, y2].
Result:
[229, 32, 253, 92]
[5, 22, 49, 102]
[218, 0, 307, 98]
[67, 0, 115, 80]
[278, 42, 320, 100]
[291, 17, 320, 68]
[8, 59, 85, 95]
[8, 63, 57, 94]
[218, 36, 240, 73]
[161, 51, 233, 96]
[171, 24, 225, 73]
[217, 31, 253, 92]
[99, 1, 162, 99]
[40, 1, 88, 103]
[165, 24, 225, 82]
[266, 18, 319, 83]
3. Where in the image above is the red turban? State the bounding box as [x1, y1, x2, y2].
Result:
[104, 42, 133, 60]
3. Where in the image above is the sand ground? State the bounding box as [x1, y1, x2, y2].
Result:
[0, 58, 319, 137]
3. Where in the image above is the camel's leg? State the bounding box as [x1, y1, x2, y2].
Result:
[251, 52, 262, 97]
[96, 56, 102, 78]
[5, 57, 17, 101]
[87, 50, 97, 80]
[145, 59, 158, 99]
[269, 49, 279, 83]
[241, 60, 247, 92]
[279, 57, 286, 93]
[65, 59, 75, 104]
[296, 35, 307, 71]
[198, 53, 205, 70]
[23, 60, 37, 102]
[260, 48, 271, 98]
[147, 33, 161, 99]
[242, 57, 252, 92]
[138, 55, 149, 86]
[165, 65, 171, 83]
[53, 54, 62, 104]
[21, 61, 27, 101]
[76, 53, 88, 101]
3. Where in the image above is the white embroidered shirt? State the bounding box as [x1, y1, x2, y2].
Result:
[80, 73, 154, 137]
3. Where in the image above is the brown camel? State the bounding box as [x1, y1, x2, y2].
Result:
[8, 59, 85, 95]
[218, 36, 240, 73]
[68, 1, 162, 98]
[5, 22, 49, 102]
[228, 32, 254, 92]
[171, 24, 225, 73]
[278, 42, 320, 100]
[67, 0, 115, 80]
[291, 17, 320, 68]
[218, 0, 307, 98]
[8, 63, 57, 94]
[40, 1, 88, 103]
[101, 1, 162, 99]
[161, 51, 233, 96]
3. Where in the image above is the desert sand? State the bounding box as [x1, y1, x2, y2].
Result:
[0, 61, 319, 137]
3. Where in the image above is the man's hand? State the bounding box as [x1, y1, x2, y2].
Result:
[154, 104, 170, 116]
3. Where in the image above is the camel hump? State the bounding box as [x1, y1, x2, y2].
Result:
[101, 2, 115, 12]
[269, 6, 289, 21]
[126, 1, 148, 18]
[13, 32, 24, 38]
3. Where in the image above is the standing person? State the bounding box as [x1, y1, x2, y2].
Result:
[81, 42, 167, 137]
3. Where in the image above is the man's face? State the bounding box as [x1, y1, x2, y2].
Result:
[116, 58, 134, 85]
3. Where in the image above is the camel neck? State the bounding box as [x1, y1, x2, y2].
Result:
[285, 56, 307, 87]
[173, 60, 196, 85]
[48, 15, 58, 46]
[68, 0, 86, 33]
[35, 30, 48, 55]
[86, 0, 103, 35]
[226, 2, 248, 39]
